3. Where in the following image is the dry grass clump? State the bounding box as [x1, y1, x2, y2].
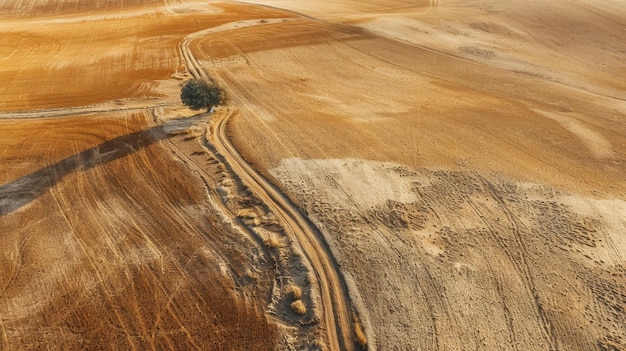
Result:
[264, 234, 284, 248]
[245, 268, 259, 281]
[286, 285, 302, 299]
[183, 125, 205, 140]
[354, 321, 367, 348]
[236, 208, 258, 219]
[290, 300, 307, 315]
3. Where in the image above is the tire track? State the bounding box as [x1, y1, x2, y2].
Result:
[49, 178, 138, 350]
[178, 17, 293, 84]
[0, 101, 174, 120]
[445, 174, 529, 350]
[180, 17, 362, 350]
[480, 179, 559, 351]
[211, 108, 357, 351]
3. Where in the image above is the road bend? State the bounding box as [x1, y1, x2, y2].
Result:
[181, 19, 360, 351]
[211, 109, 356, 351]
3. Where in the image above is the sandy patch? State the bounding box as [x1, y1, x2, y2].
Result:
[271, 157, 626, 350]
[272, 158, 419, 208]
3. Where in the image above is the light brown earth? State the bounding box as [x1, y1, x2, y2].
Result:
[1, 0, 626, 350]
[207, 0, 626, 350]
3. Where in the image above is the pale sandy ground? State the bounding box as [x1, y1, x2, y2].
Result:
[1, 0, 626, 350]
[203, 0, 626, 350]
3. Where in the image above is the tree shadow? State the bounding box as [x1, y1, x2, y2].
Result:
[0, 114, 207, 217]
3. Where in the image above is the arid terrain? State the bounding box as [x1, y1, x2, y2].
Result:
[1, 0, 625, 350]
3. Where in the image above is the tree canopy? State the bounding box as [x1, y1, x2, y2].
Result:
[180, 78, 223, 111]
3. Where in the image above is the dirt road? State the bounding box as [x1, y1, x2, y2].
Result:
[0, 2, 295, 349]
[211, 108, 360, 350]
[2, 0, 626, 350]
[200, 0, 626, 350]
[179, 16, 361, 349]
[0, 111, 281, 350]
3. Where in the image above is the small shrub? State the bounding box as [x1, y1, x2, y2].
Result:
[286, 285, 302, 299]
[290, 300, 307, 315]
[245, 268, 259, 281]
[183, 125, 205, 140]
[264, 234, 283, 248]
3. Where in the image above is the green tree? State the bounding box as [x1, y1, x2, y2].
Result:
[180, 78, 223, 111]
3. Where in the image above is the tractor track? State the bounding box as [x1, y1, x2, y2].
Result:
[180, 18, 361, 351]
[210, 108, 357, 350]
[0, 101, 175, 120]
[1, 12, 363, 350]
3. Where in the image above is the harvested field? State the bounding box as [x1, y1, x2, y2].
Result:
[0, 1, 300, 350]
[2, 0, 626, 350]
[0, 1, 292, 111]
[0, 111, 279, 349]
[203, 0, 626, 350]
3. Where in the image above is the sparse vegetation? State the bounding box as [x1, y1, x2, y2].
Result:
[245, 268, 260, 282]
[286, 284, 303, 299]
[354, 321, 367, 349]
[264, 234, 283, 248]
[290, 300, 307, 315]
[180, 78, 223, 111]
[183, 125, 206, 140]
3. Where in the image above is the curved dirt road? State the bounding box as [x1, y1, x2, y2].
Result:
[211, 108, 358, 350]
[179, 17, 292, 84]
[191, 1, 626, 350]
[179, 18, 360, 350]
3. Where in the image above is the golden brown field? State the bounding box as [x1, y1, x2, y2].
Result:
[1, 0, 625, 350]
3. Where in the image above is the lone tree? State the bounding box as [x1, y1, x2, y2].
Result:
[180, 78, 223, 111]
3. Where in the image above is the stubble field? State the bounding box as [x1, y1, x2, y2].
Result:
[1, 0, 625, 350]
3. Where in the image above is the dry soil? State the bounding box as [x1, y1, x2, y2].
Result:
[1, 0, 626, 350]
[211, 0, 626, 350]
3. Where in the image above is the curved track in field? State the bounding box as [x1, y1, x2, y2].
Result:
[180, 20, 360, 351]
[0, 2, 365, 350]
[212, 108, 357, 351]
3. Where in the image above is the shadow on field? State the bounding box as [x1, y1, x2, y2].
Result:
[0, 114, 207, 216]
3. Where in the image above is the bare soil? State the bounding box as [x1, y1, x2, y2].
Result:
[2, 0, 626, 350]
[205, 0, 626, 350]
[0, 112, 278, 349]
